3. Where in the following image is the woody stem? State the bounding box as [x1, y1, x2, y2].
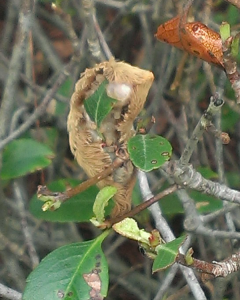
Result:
[37, 157, 124, 202]
[105, 184, 178, 227]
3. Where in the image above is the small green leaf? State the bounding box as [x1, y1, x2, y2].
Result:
[113, 217, 151, 244]
[30, 179, 101, 222]
[41, 198, 62, 212]
[128, 134, 172, 172]
[84, 80, 117, 128]
[152, 236, 186, 273]
[0, 139, 54, 179]
[185, 248, 194, 266]
[93, 186, 117, 223]
[23, 231, 110, 300]
[220, 22, 231, 43]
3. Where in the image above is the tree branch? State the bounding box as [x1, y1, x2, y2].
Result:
[178, 251, 240, 279]
[222, 35, 240, 103]
[163, 161, 240, 205]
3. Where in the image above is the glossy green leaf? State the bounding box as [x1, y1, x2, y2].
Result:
[84, 80, 117, 128]
[23, 231, 110, 300]
[152, 235, 186, 273]
[128, 134, 172, 172]
[30, 179, 108, 222]
[0, 139, 54, 179]
[93, 186, 117, 223]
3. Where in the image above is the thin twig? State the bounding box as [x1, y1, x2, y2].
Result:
[0, 53, 80, 151]
[222, 36, 240, 103]
[14, 180, 39, 268]
[93, 13, 113, 59]
[37, 157, 125, 203]
[224, 0, 240, 9]
[0, 283, 22, 300]
[105, 184, 178, 228]
[177, 251, 240, 278]
[32, 19, 63, 71]
[82, 0, 105, 61]
[0, 230, 31, 267]
[202, 203, 239, 223]
[0, 0, 21, 53]
[0, 0, 36, 140]
[137, 171, 207, 300]
[0, 52, 68, 103]
[153, 264, 179, 300]
[215, 96, 236, 233]
[179, 93, 224, 165]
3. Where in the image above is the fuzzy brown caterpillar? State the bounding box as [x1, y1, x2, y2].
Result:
[67, 58, 154, 217]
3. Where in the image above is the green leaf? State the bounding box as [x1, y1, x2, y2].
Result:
[84, 80, 117, 128]
[23, 231, 110, 300]
[58, 78, 73, 98]
[159, 192, 183, 215]
[185, 248, 194, 266]
[220, 22, 230, 43]
[227, 5, 239, 26]
[152, 183, 183, 215]
[158, 184, 222, 215]
[190, 191, 223, 213]
[197, 166, 218, 180]
[55, 78, 73, 116]
[0, 139, 54, 179]
[226, 171, 240, 189]
[113, 218, 151, 244]
[152, 236, 186, 273]
[30, 179, 103, 222]
[93, 186, 117, 223]
[222, 102, 239, 131]
[128, 134, 172, 172]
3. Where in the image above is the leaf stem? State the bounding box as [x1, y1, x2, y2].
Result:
[179, 93, 224, 165]
[104, 184, 178, 227]
[37, 157, 124, 203]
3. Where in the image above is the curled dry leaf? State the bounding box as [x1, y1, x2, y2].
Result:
[155, 1, 224, 68]
[67, 58, 154, 217]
